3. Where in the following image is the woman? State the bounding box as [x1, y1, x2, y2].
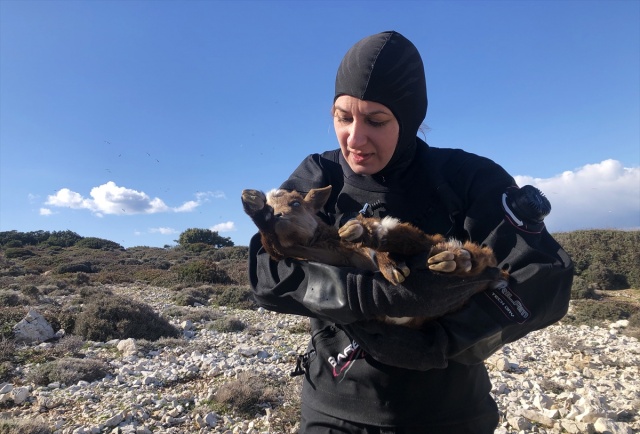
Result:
[249, 31, 573, 433]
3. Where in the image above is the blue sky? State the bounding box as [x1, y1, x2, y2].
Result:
[1, 0, 639, 248]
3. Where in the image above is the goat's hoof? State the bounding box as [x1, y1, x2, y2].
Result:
[339, 219, 364, 242]
[384, 263, 409, 285]
[428, 244, 472, 274]
[241, 190, 266, 214]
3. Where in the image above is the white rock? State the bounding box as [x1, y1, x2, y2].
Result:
[0, 384, 12, 394]
[104, 412, 124, 427]
[533, 393, 553, 410]
[593, 417, 633, 434]
[609, 320, 629, 329]
[12, 309, 55, 343]
[204, 412, 218, 427]
[12, 386, 30, 404]
[117, 338, 138, 356]
[520, 409, 555, 427]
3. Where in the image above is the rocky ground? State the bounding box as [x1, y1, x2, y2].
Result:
[1, 284, 638, 434]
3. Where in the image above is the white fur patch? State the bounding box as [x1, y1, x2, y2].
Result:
[266, 189, 284, 202]
[374, 216, 399, 239]
[380, 216, 400, 229]
[445, 239, 463, 249]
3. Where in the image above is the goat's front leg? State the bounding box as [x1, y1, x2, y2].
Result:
[241, 190, 274, 231]
[376, 252, 411, 285]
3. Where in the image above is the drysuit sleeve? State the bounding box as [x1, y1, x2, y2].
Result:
[425, 155, 574, 365]
[249, 233, 501, 325]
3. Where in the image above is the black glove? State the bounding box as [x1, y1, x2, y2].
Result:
[302, 261, 503, 323]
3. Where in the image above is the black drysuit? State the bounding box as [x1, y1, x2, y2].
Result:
[249, 30, 573, 431]
[249, 142, 573, 430]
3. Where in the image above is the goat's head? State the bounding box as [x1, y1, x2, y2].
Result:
[266, 186, 332, 247]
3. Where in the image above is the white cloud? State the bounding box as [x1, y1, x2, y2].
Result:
[211, 221, 236, 233]
[44, 182, 220, 216]
[175, 201, 199, 213]
[39, 208, 53, 216]
[197, 190, 226, 200]
[150, 227, 178, 235]
[515, 159, 640, 232]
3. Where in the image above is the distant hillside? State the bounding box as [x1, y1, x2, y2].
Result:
[1, 229, 638, 292]
[553, 229, 639, 291]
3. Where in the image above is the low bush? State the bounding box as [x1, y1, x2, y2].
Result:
[209, 285, 257, 310]
[0, 418, 51, 434]
[73, 293, 180, 341]
[207, 246, 249, 261]
[4, 248, 35, 259]
[570, 276, 597, 300]
[212, 371, 281, 417]
[209, 316, 247, 333]
[217, 259, 249, 285]
[172, 287, 211, 306]
[175, 260, 231, 285]
[132, 268, 176, 286]
[56, 262, 94, 274]
[564, 299, 639, 328]
[0, 306, 26, 339]
[0, 290, 26, 307]
[75, 237, 123, 250]
[25, 357, 110, 386]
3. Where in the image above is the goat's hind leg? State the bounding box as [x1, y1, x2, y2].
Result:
[428, 240, 497, 277]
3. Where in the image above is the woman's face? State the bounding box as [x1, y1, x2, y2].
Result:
[333, 95, 400, 175]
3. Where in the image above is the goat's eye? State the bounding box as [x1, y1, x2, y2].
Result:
[290, 201, 301, 208]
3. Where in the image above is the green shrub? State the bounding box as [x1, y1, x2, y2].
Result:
[216, 259, 249, 285]
[93, 270, 136, 284]
[554, 230, 639, 290]
[564, 299, 639, 328]
[209, 285, 257, 310]
[73, 293, 180, 341]
[172, 287, 211, 306]
[178, 228, 234, 248]
[209, 316, 247, 333]
[175, 260, 230, 285]
[75, 237, 123, 250]
[41, 305, 79, 335]
[208, 246, 249, 261]
[20, 285, 40, 301]
[0, 307, 26, 339]
[26, 357, 110, 386]
[45, 230, 82, 247]
[0, 230, 50, 247]
[56, 261, 94, 274]
[0, 290, 26, 307]
[4, 248, 35, 259]
[0, 337, 15, 364]
[570, 276, 597, 300]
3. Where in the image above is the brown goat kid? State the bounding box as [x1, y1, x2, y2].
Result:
[242, 186, 504, 327]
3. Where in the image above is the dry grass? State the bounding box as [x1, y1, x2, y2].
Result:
[0, 418, 52, 434]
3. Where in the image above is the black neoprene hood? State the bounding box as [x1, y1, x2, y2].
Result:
[334, 31, 428, 174]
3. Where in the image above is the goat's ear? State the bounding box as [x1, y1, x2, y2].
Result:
[304, 186, 332, 212]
